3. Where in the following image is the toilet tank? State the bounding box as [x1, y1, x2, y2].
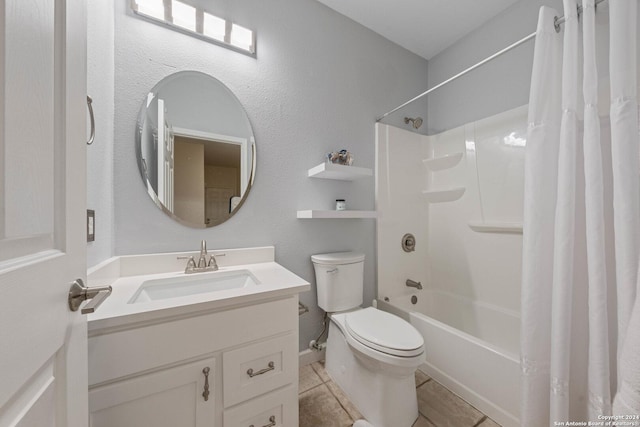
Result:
[311, 252, 365, 312]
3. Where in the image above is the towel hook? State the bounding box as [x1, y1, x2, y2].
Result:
[86, 96, 95, 145]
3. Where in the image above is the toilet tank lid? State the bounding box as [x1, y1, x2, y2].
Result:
[311, 252, 365, 265]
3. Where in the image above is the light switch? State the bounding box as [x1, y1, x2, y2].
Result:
[87, 210, 95, 242]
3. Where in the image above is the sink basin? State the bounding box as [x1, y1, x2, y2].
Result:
[128, 270, 260, 304]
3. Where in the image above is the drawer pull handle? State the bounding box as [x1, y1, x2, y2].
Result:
[247, 361, 275, 378]
[249, 415, 276, 427]
[202, 367, 210, 401]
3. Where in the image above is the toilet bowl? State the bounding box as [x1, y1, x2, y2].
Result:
[311, 252, 425, 427]
[326, 307, 425, 427]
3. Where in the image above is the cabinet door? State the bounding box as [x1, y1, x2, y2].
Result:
[89, 357, 215, 427]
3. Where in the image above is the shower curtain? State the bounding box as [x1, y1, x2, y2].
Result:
[521, 0, 639, 425]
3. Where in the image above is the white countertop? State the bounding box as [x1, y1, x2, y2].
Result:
[87, 246, 310, 333]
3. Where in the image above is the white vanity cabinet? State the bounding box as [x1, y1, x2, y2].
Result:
[88, 296, 300, 427]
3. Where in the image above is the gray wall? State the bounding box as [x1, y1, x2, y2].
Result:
[87, 0, 115, 268]
[109, 0, 429, 351]
[426, 0, 562, 134]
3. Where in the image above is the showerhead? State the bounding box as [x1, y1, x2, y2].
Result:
[404, 117, 423, 129]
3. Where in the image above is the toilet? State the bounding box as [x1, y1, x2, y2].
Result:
[311, 252, 425, 427]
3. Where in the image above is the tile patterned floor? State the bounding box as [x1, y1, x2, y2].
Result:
[299, 360, 501, 427]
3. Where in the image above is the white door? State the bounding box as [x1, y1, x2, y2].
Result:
[0, 0, 88, 426]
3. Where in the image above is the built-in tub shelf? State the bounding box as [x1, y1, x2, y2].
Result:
[308, 162, 373, 181]
[422, 152, 463, 171]
[296, 210, 377, 219]
[468, 221, 523, 234]
[422, 187, 465, 203]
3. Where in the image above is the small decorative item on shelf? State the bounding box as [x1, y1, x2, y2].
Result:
[327, 149, 354, 166]
[336, 199, 346, 211]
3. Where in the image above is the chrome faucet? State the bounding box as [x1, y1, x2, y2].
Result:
[406, 279, 423, 290]
[178, 240, 219, 274]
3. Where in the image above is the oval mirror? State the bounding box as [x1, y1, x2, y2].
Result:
[136, 71, 255, 228]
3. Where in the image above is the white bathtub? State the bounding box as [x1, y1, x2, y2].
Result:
[376, 291, 521, 427]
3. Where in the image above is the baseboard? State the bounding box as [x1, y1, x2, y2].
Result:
[299, 348, 325, 367]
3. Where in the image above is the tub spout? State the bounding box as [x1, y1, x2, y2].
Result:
[406, 279, 423, 290]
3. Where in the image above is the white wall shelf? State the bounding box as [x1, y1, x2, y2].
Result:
[422, 187, 466, 203]
[301, 162, 374, 218]
[296, 210, 377, 219]
[467, 221, 523, 234]
[423, 152, 463, 171]
[307, 162, 373, 181]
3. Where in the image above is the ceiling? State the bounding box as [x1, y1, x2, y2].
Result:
[315, 0, 522, 60]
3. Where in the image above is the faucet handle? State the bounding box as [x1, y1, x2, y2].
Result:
[178, 256, 197, 273]
[207, 254, 219, 271]
[201, 240, 207, 255]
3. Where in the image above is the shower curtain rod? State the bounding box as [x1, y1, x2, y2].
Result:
[375, 0, 607, 122]
[375, 32, 536, 121]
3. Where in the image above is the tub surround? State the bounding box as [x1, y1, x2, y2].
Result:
[376, 106, 528, 427]
[376, 105, 527, 310]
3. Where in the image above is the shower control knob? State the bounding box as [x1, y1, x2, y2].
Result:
[402, 233, 416, 252]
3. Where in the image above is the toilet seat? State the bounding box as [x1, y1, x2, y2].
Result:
[345, 307, 424, 357]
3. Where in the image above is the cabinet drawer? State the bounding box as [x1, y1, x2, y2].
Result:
[223, 385, 297, 427]
[223, 333, 297, 407]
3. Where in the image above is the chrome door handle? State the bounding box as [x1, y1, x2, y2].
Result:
[68, 279, 112, 314]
